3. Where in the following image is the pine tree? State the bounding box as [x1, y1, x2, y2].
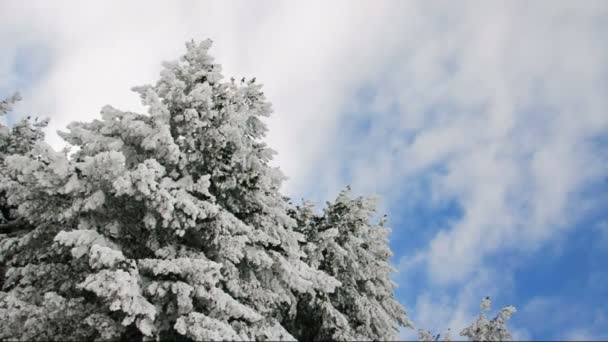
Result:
[0, 40, 339, 341]
[459, 297, 516, 341]
[288, 187, 411, 341]
[0, 93, 48, 228]
[416, 297, 516, 342]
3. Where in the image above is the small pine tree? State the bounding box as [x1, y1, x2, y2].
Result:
[417, 297, 516, 342]
[288, 187, 411, 341]
[460, 297, 516, 341]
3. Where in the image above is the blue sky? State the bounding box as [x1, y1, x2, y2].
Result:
[2, 1, 607, 340]
[328, 82, 608, 340]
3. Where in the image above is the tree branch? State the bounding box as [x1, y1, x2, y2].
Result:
[0, 219, 31, 235]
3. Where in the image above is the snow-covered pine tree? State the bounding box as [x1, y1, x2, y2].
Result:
[459, 297, 516, 341]
[0, 95, 84, 340]
[416, 297, 516, 342]
[0, 93, 48, 228]
[0, 93, 49, 290]
[288, 187, 411, 341]
[0, 40, 341, 341]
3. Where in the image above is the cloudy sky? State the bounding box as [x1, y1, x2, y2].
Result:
[2, 1, 607, 340]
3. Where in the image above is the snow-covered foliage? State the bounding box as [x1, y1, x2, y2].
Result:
[0, 40, 408, 341]
[288, 187, 411, 341]
[0, 93, 48, 225]
[416, 297, 516, 342]
[459, 297, 516, 341]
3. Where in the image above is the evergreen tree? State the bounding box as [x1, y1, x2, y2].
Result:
[459, 297, 516, 341]
[288, 187, 411, 341]
[417, 297, 516, 342]
[0, 40, 339, 341]
[0, 93, 48, 228]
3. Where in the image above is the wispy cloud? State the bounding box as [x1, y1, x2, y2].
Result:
[312, 0, 608, 284]
[0, 0, 416, 196]
[300, 1, 608, 336]
[517, 295, 608, 340]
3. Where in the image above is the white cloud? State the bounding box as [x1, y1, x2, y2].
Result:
[302, 0, 608, 285]
[0, 0, 415, 196]
[519, 295, 608, 340]
[399, 269, 514, 341]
